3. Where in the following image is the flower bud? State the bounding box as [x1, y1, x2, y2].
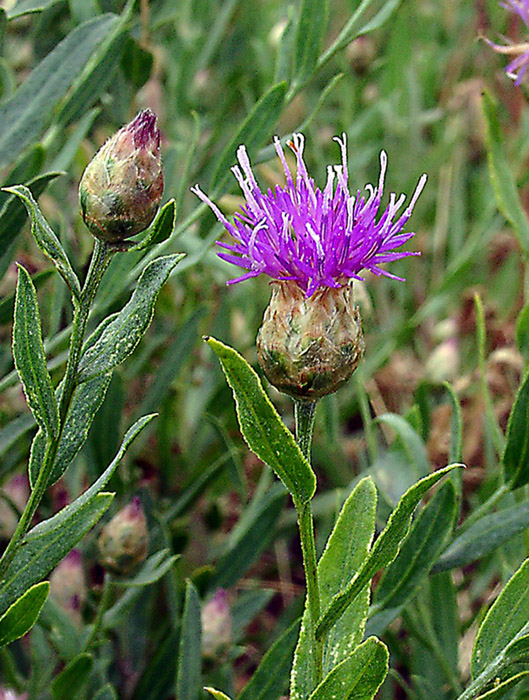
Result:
[98, 498, 148, 575]
[79, 109, 163, 242]
[49, 549, 86, 626]
[256, 281, 364, 400]
[201, 589, 232, 659]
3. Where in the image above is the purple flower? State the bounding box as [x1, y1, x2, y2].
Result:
[486, 1, 529, 84]
[191, 134, 426, 298]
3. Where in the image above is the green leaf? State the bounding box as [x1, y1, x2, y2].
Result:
[0, 581, 49, 646]
[433, 500, 529, 573]
[205, 690, 233, 700]
[205, 337, 316, 503]
[293, 0, 328, 87]
[51, 653, 93, 700]
[318, 0, 403, 68]
[0, 14, 117, 169]
[78, 255, 184, 382]
[0, 172, 63, 264]
[516, 303, 529, 360]
[374, 481, 457, 610]
[503, 371, 529, 489]
[13, 265, 59, 438]
[133, 199, 177, 250]
[212, 482, 285, 589]
[443, 381, 463, 465]
[176, 581, 202, 700]
[472, 558, 529, 677]
[55, 11, 128, 128]
[114, 550, 180, 588]
[132, 629, 179, 700]
[121, 36, 154, 89]
[29, 372, 112, 488]
[316, 464, 462, 640]
[376, 413, 430, 478]
[5, 186, 81, 298]
[475, 672, 529, 700]
[0, 414, 154, 615]
[39, 597, 83, 662]
[308, 637, 389, 700]
[6, 0, 61, 18]
[211, 82, 287, 190]
[292, 478, 377, 700]
[239, 619, 301, 700]
[482, 90, 529, 255]
[94, 685, 118, 700]
[0, 268, 53, 325]
[0, 493, 112, 617]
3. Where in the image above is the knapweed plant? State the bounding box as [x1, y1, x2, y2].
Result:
[194, 135, 463, 699]
[0, 110, 182, 665]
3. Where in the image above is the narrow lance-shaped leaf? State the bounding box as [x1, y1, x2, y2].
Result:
[176, 581, 202, 700]
[503, 370, 529, 489]
[0, 581, 49, 646]
[29, 372, 112, 488]
[133, 198, 177, 250]
[205, 690, 232, 700]
[5, 186, 81, 298]
[482, 90, 529, 255]
[292, 0, 328, 87]
[0, 13, 117, 168]
[205, 337, 316, 503]
[433, 500, 529, 574]
[474, 671, 529, 700]
[13, 265, 59, 439]
[51, 653, 93, 700]
[78, 254, 184, 382]
[308, 637, 389, 700]
[373, 480, 457, 612]
[292, 478, 377, 700]
[211, 82, 287, 190]
[0, 414, 155, 615]
[239, 619, 301, 700]
[316, 464, 462, 639]
[472, 558, 529, 677]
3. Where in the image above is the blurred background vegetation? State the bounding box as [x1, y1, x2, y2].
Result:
[0, 0, 528, 697]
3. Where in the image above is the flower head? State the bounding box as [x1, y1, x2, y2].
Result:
[486, 1, 529, 84]
[192, 133, 426, 297]
[79, 109, 164, 242]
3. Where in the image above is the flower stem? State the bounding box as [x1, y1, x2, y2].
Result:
[293, 400, 323, 685]
[0, 240, 113, 578]
[84, 572, 113, 651]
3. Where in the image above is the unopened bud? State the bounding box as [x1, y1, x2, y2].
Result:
[0, 475, 29, 540]
[256, 281, 364, 400]
[201, 589, 232, 658]
[98, 497, 148, 575]
[49, 550, 86, 625]
[79, 109, 163, 242]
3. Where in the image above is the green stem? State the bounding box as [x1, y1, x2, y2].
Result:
[293, 400, 323, 684]
[0, 240, 113, 578]
[84, 572, 113, 651]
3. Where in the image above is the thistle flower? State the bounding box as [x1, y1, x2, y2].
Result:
[191, 133, 426, 298]
[49, 549, 87, 626]
[486, 1, 529, 85]
[79, 109, 164, 242]
[194, 134, 426, 399]
[201, 589, 232, 659]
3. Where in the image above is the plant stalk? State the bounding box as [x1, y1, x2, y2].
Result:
[0, 240, 113, 578]
[293, 400, 323, 685]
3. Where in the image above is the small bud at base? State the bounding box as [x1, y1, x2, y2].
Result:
[257, 281, 365, 400]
